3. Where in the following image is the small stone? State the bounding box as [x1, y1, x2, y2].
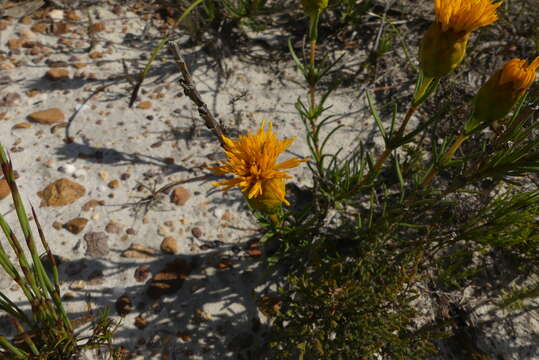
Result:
[171, 186, 190, 206]
[191, 227, 203, 239]
[245, 239, 262, 258]
[48, 9, 64, 20]
[108, 179, 120, 189]
[134, 265, 151, 282]
[157, 225, 170, 236]
[89, 51, 103, 59]
[98, 171, 108, 181]
[38, 178, 85, 207]
[12, 122, 31, 130]
[64, 217, 88, 235]
[82, 199, 104, 211]
[65, 11, 80, 21]
[0, 92, 21, 107]
[160, 237, 177, 254]
[147, 259, 192, 299]
[69, 280, 86, 290]
[194, 308, 212, 321]
[20, 16, 32, 25]
[52, 221, 62, 230]
[0, 179, 10, 200]
[26, 89, 41, 97]
[31, 23, 47, 33]
[87, 270, 104, 285]
[137, 101, 152, 109]
[45, 68, 69, 80]
[216, 258, 232, 270]
[105, 221, 122, 234]
[28, 108, 65, 125]
[126, 228, 136, 235]
[177, 332, 192, 342]
[72, 62, 87, 69]
[115, 295, 134, 316]
[58, 164, 76, 175]
[122, 243, 157, 259]
[84, 232, 109, 257]
[90, 23, 106, 32]
[134, 315, 147, 329]
[7, 38, 26, 49]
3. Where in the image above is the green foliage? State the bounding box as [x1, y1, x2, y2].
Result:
[0, 145, 121, 360]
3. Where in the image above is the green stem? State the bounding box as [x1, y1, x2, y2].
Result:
[422, 134, 469, 187]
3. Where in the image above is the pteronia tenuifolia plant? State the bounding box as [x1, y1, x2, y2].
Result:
[200, 0, 539, 358]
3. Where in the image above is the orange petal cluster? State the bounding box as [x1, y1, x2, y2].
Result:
[499, 57, 539, 90]
[211, 121, 306, 207]
[434, 0, 502, 34]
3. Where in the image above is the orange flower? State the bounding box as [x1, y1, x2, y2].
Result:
[434, 0, 501, 34]
[420, 0, 501, 78]
[211, 121, 306, 214]
[470, 57, 539, 131]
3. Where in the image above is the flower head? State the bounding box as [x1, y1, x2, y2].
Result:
[419, 0, 501, 78]
[435, 0, 502, 34]
[470, 57, 539, 132]
[211, 121, 306, 213]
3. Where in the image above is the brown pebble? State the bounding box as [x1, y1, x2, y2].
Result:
[45, 68, 69, 80]
[64, 217, 88, 235]
[82, 199, 104, 211]
[160, 237, 178, 254]
[191, 227, 203, 239]
[134, 264, 151, 282]
[170, 186, 190, 206]
[12, 122, 32, 129]
[0, 178, 10, 200]
[115, 295, 133, 316]
[89, 51, 103, 59]
[122, 243, 157, 259]
[126, 228, 136, 235]
[105, 221, 122, 234]
[137, 101, 152, 109]
[134, 315, 147, 329]
[52, 221, 62, 230]
[216, 258, 233, 270]
[37, 178, 85, 207]
[28, 108, 65, 125]
[108, 179, 120, 189]
[147, 259, 192, 299]
[90, 22, 106, 32]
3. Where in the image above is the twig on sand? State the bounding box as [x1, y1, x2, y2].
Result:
[167, 41, 228, 148]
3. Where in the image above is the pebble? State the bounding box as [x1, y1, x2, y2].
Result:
[0, 179, 11, 200]
[108, 179, 120, 189]
[64, 217, 88, 235]
[84, 232, 109, 257]
[98, 171, 109, 181]
[105, 221, 122, 234]
[28, 108, 65, 125]
[157, 225, 171, 236]
[58, 164, 76, 175]
[31, 23, 47, 33]
[48, 9, 64, 20]
[115, 295, 134, 316]
[45, 68, 70, 80]
[82, 199, 104, 212]
[170, 186, 190, 206]
[134, 315, 148, 329]
[160, 237, 178, 254]
[122, 243, 157, 259]
[191, 227, 203, 239]
[37, 178, 86, 207]
[134, 265, 151, 282]
[147, 259, 192, 299]
[0, 92, 22, 107]
[137, 101, 152, 109]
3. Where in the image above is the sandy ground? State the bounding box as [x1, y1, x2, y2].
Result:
[0, 2, 537, 359]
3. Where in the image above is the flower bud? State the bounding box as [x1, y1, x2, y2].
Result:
[419, 0, 501, 78]
[301, 0, 328, 17]
[473, 57, 539, 127]
[419, 23, 468, 78]
[246, 179, 286, 215]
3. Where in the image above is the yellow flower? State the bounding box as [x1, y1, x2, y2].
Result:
[434, 0, 501, 34]
[419, 0, 501, 78]
[211, 121, 306, 214]
[471, 57, 539, 129]
[301, 0, 328, 17]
